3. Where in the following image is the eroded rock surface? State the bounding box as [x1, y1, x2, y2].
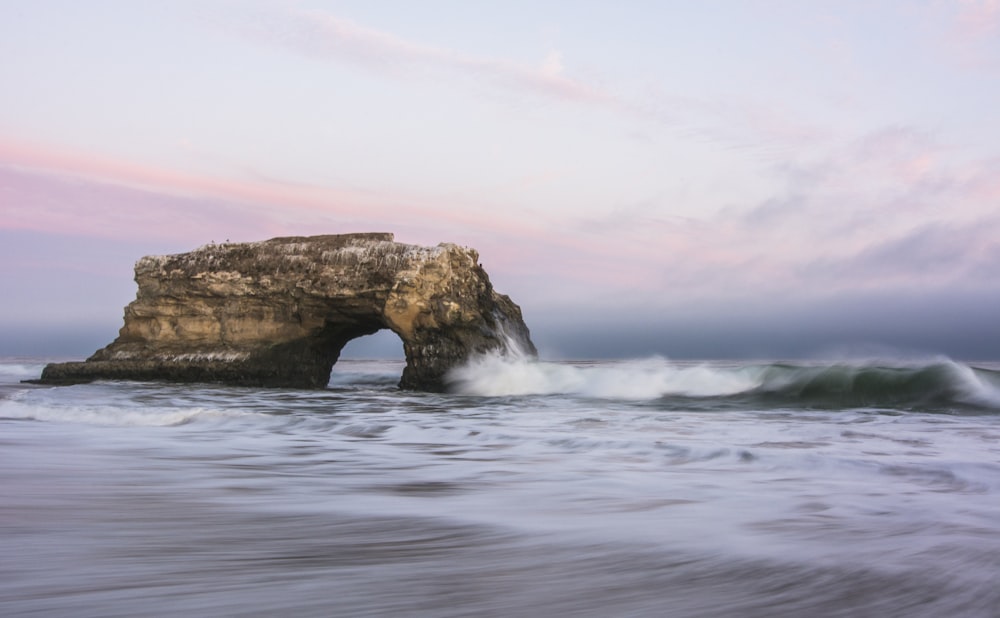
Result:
[38, 233, 535, 391]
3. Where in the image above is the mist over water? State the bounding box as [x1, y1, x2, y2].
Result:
[3, 357, 1000, 616]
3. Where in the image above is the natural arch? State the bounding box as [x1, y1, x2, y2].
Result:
[37, 234, 536, 391]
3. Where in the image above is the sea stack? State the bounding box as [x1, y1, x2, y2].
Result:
[37, 233, 536, 391]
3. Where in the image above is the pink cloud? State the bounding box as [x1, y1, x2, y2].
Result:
[0, 138, 378, 218]
[930, 0, 1000, 70]
[0, 137, 556, 243]
[956, 0, 1000, 35]
[245, 8, 614, 107]
[0, 164, 277, 243]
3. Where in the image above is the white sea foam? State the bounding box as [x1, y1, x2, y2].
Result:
[2, 403, 224, 426]
[447, 355, 763, 399]
[0, 361, 47, 380]
[0, 392, 260, 427]
[948, 361, 1000, 408]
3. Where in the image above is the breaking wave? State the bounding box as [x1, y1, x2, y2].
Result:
[447, 355, 1000, 411]
[0, 361, 47, 381]
[448, 356, 757, 399]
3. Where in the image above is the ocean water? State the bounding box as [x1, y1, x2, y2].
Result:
[2, 355, 1000, 617]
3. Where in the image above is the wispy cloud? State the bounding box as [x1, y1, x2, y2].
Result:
[801, 220, 1000, 290]
[224, 5, 845, 162]
[246, 8, 613, 106]
[0, 164, 281, 243]
[0, 138, 374, 216]
[2, 137, 549, 230]
[243, 5, 828, 154]
[526, 120, 1000, 308]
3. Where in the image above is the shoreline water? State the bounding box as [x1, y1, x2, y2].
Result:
[3, 356, 1000, 616]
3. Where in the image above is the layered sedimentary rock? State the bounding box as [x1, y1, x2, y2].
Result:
[38, 233, 535, 391]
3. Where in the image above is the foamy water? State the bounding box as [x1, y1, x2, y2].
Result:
[3, 357, 1000, 616]
[448, 355, 764, 398]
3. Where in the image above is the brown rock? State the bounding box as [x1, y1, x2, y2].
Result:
[37, 233, 535, 391]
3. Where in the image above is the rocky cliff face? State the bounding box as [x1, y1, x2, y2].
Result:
[38, 233, 536, 391]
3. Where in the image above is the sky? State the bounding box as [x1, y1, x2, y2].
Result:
[2, 0, 1000, 360]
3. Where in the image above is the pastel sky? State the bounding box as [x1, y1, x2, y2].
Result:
[3, 0, 1000, 359]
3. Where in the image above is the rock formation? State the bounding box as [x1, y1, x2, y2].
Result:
[37, 233, 535, 391]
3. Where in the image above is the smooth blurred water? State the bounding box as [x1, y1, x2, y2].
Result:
[2, 358, 1000, 617]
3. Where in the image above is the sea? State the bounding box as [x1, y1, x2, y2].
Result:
[2, 354, 1000, 617]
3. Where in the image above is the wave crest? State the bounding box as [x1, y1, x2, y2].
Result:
[447, 355, 1000, 411]
[447, 355, 763, 399]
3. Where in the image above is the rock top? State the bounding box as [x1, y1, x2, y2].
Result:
[37, 233, 535, 391]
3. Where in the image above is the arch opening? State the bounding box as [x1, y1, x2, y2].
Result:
[338, 329, 406, 360]
[328, 328, 406, 388]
